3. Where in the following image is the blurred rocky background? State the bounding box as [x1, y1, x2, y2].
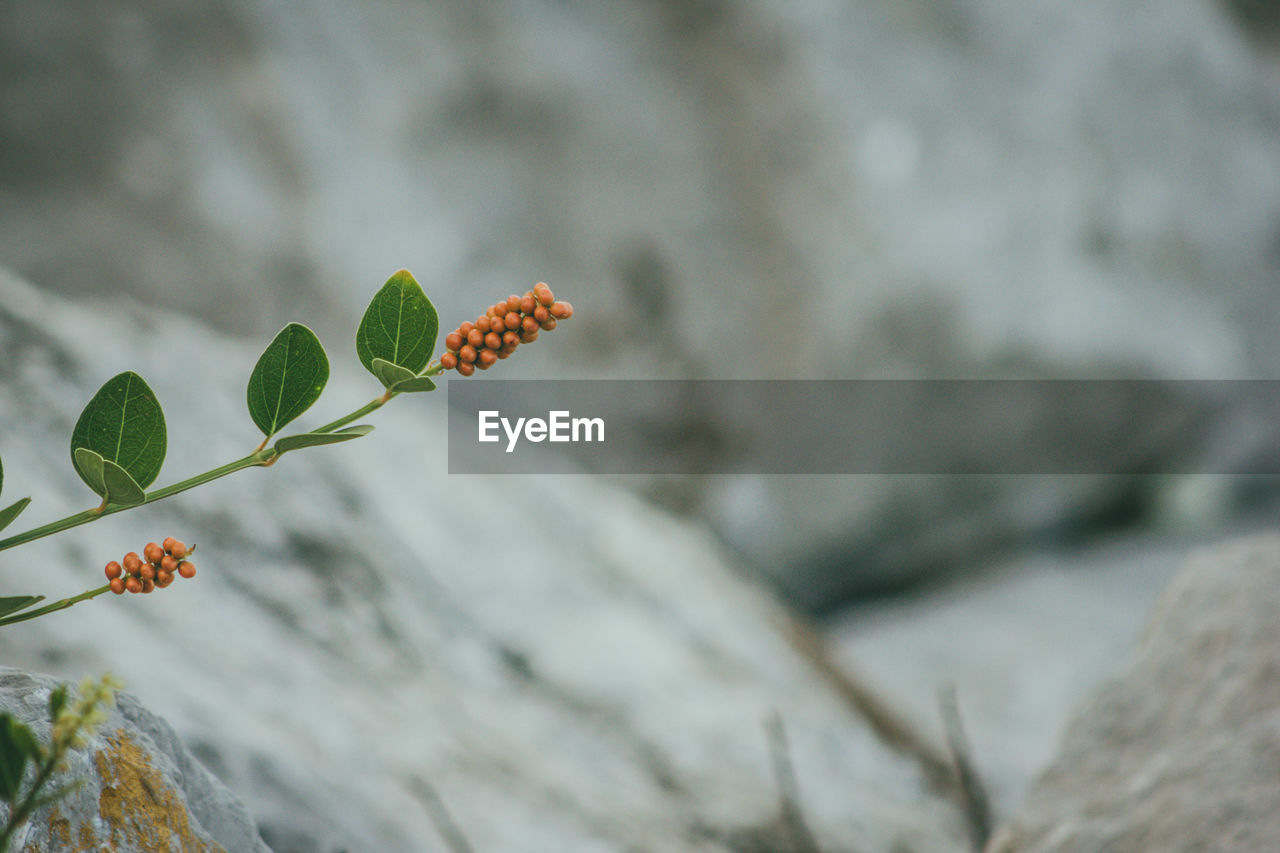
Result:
[4, 0, 1280, 848]
[4, 0, 1280, 608]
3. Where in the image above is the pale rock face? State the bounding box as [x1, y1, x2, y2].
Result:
[0, 266, 967, 851]
[0, 668, 270, 853]
[987, 534, 1280, 852]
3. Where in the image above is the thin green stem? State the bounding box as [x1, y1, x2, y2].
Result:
[0, 369, 441, 557]
[0, 730, 70, 852]
[312, 392, 395, 435]
[0, 452, 269, 554]
[0, 584, 113, 627]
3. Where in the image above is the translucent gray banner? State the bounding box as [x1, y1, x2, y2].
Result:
[446, 380, 1280, 474]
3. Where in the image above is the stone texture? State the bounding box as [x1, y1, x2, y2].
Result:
[986, 533, 1280, 852]
[4, 0, 1280, 606]
[0, 668, 269, 853]
[0, 266, 967, 851]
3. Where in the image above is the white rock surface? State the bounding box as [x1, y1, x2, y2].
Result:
[0, 266, 966, 851]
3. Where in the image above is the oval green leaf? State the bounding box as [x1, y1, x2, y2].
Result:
[72, 449, 146, 507]
[247, 323, 330, 439]
[389, 375, 437, 393]
[368, 358, 439, 393]
[0, 498, 31, 534]
[273, 424, 374, 456]
[0, 595, 43, 620]
[71, 371, 166, 498]
[356, 270, 438, 384]
[0, 715, 37, 800]
[48, 685, 68, 721]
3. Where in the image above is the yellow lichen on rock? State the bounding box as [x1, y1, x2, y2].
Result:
[91, 729, 225, 853]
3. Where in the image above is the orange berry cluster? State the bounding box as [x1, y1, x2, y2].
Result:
[104, 537, 196, 595]
[440, 282, 573, 376]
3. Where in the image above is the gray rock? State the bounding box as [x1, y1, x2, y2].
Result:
[4, 0, 1280, 606]
[986, 533, 1280, 852]
[0, 668, 269, 853]
[0, 266, 967, 851]
[831, 530, 1195, 818]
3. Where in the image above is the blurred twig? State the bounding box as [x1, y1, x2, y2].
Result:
[765, 714, 824, 853]
[937, 685, 994, 851]
[779, 610, 958, 796]
[408, 776, 475, 853]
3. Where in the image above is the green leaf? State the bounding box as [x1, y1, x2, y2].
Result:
[0, 497, 30, 534]
[356, 270, 438, 385]
[70, 372, 167, 499]
[0, 596, 43, 620]
[246, 323, 330, 439]
[369, 359, 437, 393]
[101, 459, 146, 507]
[389, 375, 437, 393]
[273, 425, 374, 456]
[72, 450, 145, 507]
[48, 685, 68, 722]
[0, 715, 36, 801]
[370, 358, 417, 388]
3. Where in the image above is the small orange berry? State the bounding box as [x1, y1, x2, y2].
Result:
[440, 352, 459, 370]
[157, 571, 174, 588]
[445, 332, 464, 352]
[478, 349, 498, 367]
[139, 563, 155, 581]
[141, 578, 155, 594]
[162, 536, 178, 552]
[521, 316, 539, 335]
[144, 542, 164, 563]
[456, 361, 475, 377]
[489, 315, 507, 333]
[476, 316, 491, 333]
[503, 311, 521, 330]
[534, 282, 555, 306]
[160, 554, 177, 572]
[520, 293, 537, 314]
[486, 304, 502, 319]
[458, 321, 474, 336]
[466, 328, 485, 348]
[178, 561, 196, 579]
[519, 329, 539, 344]
[125, 577, 143, 594]
[484, 331, 502, 350]
[167, 540, 188, 558]
[533, 305, 549, 323]
[459, 344, 478, 364]
[123, 552, 142, 573]
[539, 317, 558, 331]
[502, 330, 520, 348]
[549, 301, 573, 319]
[109, 577, 126, 595]
[506, 295, 522, 312]
[105, 561, 122, 580]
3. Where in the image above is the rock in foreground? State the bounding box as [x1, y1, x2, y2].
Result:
[0, 668, 268, 853]
[988, 534, 1280, 852]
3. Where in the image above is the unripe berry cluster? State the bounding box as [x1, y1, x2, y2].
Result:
[104, 537, 196, 595]
[440, 282, 573, 376]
